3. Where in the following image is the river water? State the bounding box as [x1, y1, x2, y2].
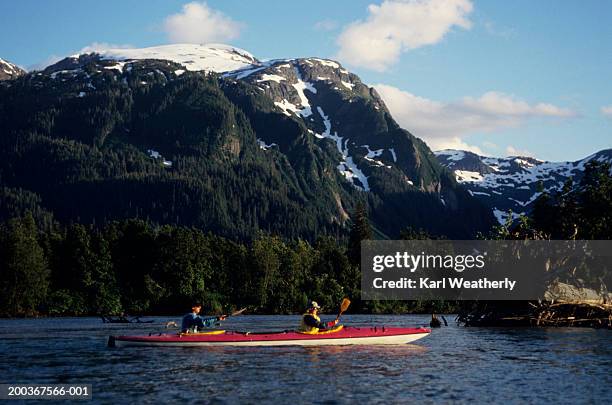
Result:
[0, 315, 610, 404]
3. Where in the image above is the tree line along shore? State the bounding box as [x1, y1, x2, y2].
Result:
[0, 161, 610, 326]
[0, 204, 389, 317]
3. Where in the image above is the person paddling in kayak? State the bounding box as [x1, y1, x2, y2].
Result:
[181, 303, 227, 333]
[298, 301, 339, 333]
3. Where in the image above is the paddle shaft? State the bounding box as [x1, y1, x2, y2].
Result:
[335, 299, 351, 321]
[205, 307, 247, 322]
[167, 308, 247, 329]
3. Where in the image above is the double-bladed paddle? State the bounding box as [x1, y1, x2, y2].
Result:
[226, 307, 247, 318]
[165, 307, 247, 329]
[207, 307, 247, 322]
[336, 298, 351, 321]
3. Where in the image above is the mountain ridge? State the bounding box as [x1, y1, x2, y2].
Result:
[0, 44, 495, 238]
[0, 58, 25, 80]
[435, 148, 612, 223]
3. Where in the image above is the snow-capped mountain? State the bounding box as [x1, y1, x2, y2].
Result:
[79, 43, 259, 73]
[224, 56, 396, 191]
[39, 44, 445, 193]
[0, 58, 25, 80]
[435, 149, 612, 224]
[0, 43, 495, 238]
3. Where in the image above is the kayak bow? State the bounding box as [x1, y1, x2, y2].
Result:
[108, 326, 430, 347]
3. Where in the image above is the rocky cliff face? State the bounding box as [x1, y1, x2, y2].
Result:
[226, 57, 441, 194]
[0, 58, 25, 80]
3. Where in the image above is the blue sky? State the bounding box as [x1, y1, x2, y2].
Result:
[1, 0, 610, 161]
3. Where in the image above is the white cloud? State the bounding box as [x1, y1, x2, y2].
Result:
[163, 2, 242, 44]
[28, 55, 63, 71]
[336, 0, 473, 71]
[505, 145, 533, 157]
[484, 21, 517, 39]
[460, 92, 575, 118]
[29, 43, 133, 70]
[482, 141, 498, 150]
[438, 137, 484, 155]
[314, 19, 338, 31]
[79, 42, 133, 54]
[601, 105, 612, 118]
[374, 84, 577, 152]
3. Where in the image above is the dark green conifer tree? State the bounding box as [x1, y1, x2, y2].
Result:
[0, 213, 49, 315]
[347, 202, 372, 266]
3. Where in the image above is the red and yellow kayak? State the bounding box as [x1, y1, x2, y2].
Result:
[108, 326, 430, 347]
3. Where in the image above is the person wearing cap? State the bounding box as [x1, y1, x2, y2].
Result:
[181, 303, 227, 333]
[298, 301, 339, 333]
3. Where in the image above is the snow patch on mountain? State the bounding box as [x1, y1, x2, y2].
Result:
[231, 66, 267, 79]
[257, 139, 277, 150]
[436, 149, 465, 162]
[455, 170, 483, 182]
[0, 58, 25, 80]
[49, 69, 82, 80]
[103, 61, 127, 72]
[468, 190, 491, 197]
[316, 107, 369, 191]
[436, 149, 612, 224]
[147, 149, 173, 168]
[291, 66, 316, 117]
[341, 80, 354, 90]
[76, 44, 259, 73]
[493, 208, 521, 225]
[269, 64, 318, 118]
[257, 74, 285, 83]
[273, 99, 299, 117]
[304, 58, 340, 69]
[389, 148, 397, 162]
[362, 145, 391, 168]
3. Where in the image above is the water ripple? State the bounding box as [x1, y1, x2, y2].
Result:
[0, 315, 610, 404]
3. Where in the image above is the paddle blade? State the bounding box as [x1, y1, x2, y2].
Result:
[231, 307, 247, 317]
[339, 298, 351, 314]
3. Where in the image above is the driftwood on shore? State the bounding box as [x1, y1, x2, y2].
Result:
[457, 301, 612, 328]
[532, 302, 612, 327]
[457, 281, 611, 328]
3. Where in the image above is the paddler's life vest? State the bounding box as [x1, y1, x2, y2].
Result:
[299, 312, 321, 333]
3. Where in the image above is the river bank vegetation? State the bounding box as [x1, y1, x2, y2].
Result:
[0, 203, 391, 317]
[458, 161, 612, 328]
[1, 162, 610, 323]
